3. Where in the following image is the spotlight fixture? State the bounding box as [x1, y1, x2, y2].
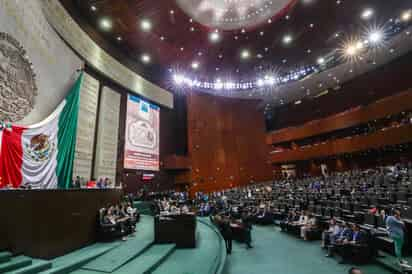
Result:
[282, 34, 293, 45]
[209, 31, 221, 43]
[361, 8, 374, 20]
[368, 30, 383, 44]
[401, 10, 412, 22]
[191, 61, 200, 70]
[345, 44, 360, 56]
[240, 49, 250, 59]
[141, 54, 151, 64]
[99, 18, 112, 31]
[317, 57, 325, 64]
[140, 19, 152, 31]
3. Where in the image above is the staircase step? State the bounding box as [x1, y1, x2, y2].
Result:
[7, 260, 52, 274]
[113, 244, 176, 274]
[0, 252, 12, 264]
[375, 251, 403, 273]
[0, 256, 32, 273]
[39, 243, 117, 274]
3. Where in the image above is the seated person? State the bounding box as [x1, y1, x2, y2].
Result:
[328, 224, 366, 264]
[322, 218, 342, 248]
[301, 213, 319, 240]
[280, 211, 298, 232]
[326, 222, 353, 257]
[289, 210, 309, 236]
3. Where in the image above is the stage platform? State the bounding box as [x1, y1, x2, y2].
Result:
[0, 216, 226, 274]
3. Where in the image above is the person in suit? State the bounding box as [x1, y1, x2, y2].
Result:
[335, 224, 367, 264]
[326, 222, 353, 257]
[242, 211, 253, 249]
[220, 215, 233, 254]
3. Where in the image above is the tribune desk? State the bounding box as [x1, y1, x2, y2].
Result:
[0, 189, 122, 259]
[154, 213, 196, 248]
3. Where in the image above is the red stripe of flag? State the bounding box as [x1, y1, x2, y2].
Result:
[0, 126, 25, 188]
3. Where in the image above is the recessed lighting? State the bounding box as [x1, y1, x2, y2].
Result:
[91, 5, 97, 11]
[191, 61, 200, 70]
[141, 54, 151, 64]
[361, 8, 374, 20]
[282, 35, 293, 45]
[317, 57, 325, 64]
[140, 19, 152, 31]
[368, 30, 383, 44]
[116, 36, 122, 41]
[99, 18, 112, 31]
[209, 31, 221, 43]
[169, 10, 174, 15]
[240, 49, 250, 59]
[401, 10, 412, 22]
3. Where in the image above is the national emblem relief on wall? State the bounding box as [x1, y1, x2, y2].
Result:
[0, 32, 37, 122]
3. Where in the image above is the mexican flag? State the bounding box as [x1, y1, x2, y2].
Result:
[0, 73, 83, 189]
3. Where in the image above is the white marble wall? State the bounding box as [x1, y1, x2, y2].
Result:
[73, 73, 99, 180]
[94, 86, 121, 184]
[0, 0, 83, 124]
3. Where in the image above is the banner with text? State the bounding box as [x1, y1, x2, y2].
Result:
[124, 95, 159, 171]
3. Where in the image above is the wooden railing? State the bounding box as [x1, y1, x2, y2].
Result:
[269, 123, 412, 163]
[267, 90, 412, 145]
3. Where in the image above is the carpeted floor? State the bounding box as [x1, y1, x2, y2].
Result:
[223, 225, 392, 274]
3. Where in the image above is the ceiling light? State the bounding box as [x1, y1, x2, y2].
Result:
[141, 54, 151, 64]
[368, 30, 383, 44]
[91, 5, 97, 11]
[99, 18, 112, 31]
[317, 57, 325, 64]
[191, 61, 200, 70]
[345, 44, 359, 56]
[209, 31, 221, 43]
[173, 74, 184, 85]
[116, 36, 122, 41]
[140, 19, 152, 31]
[240, 49, 250, 59]
[282, 35, 293, 45]
[361, 8, 374, 20]
[401, 10, 412, 22]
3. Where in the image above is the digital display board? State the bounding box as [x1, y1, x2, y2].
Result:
[124, 95, 159, 171]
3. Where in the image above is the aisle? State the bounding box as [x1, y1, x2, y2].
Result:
[223, 226, 392, 274]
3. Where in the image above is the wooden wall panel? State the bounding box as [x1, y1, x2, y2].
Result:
[187, 93, 271, 193]
[267, 90, 412, 144]
[270, 124, 412, 163]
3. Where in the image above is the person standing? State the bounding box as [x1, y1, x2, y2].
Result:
[242, 211, 253, 249]
[386, 209, 407, 265]
[220, 216, 233, 254]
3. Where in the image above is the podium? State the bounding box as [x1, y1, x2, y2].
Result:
[0, 189, 122, 258]
[154, 213, 196, 248]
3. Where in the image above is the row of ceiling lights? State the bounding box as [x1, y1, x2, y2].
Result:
[90, 2, 411, 96]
